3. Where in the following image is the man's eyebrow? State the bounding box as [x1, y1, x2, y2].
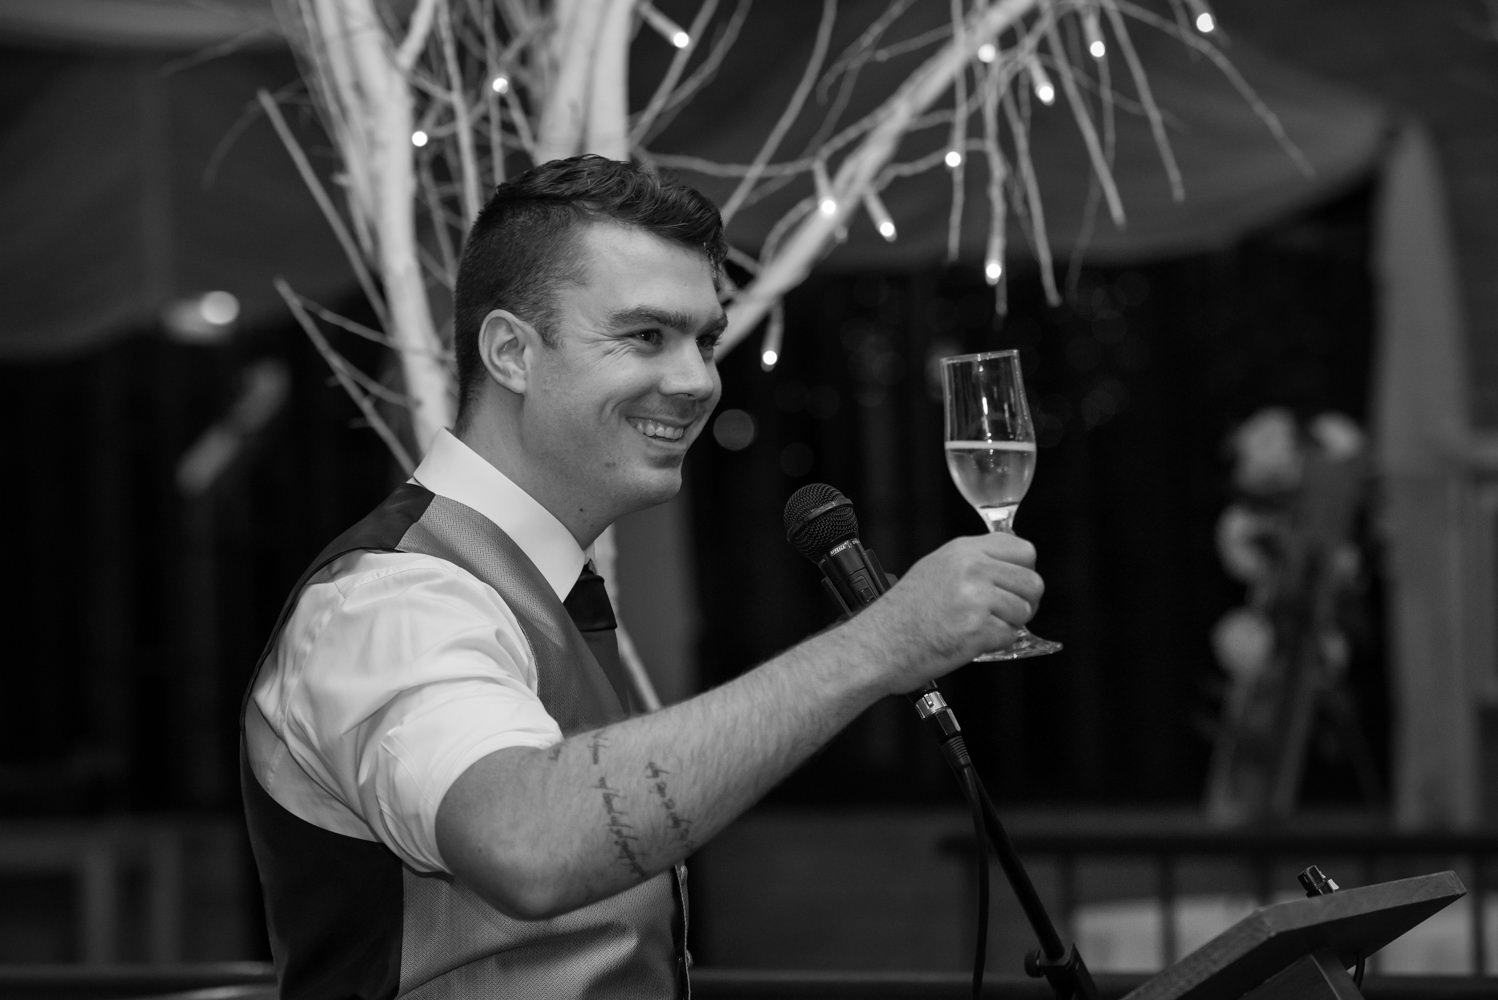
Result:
[605, 305, 728, 335]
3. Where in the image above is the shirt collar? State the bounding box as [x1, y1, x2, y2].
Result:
[410, 429, 588, 601]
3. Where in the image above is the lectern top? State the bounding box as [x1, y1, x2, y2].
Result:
[1123, 870, 1467, 1000]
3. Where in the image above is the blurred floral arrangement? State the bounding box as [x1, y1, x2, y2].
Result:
[1203, 407, 1378, 824]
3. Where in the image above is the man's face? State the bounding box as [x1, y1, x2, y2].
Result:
[518, 221, 725, 535]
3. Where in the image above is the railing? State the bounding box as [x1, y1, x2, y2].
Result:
[3, 966, 1497, 1000]
[940, 820, 1497, 975]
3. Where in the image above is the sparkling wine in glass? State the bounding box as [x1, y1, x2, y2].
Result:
[940, 349, 1061, 660]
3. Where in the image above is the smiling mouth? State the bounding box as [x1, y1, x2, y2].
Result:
[629, 417, 688, 442]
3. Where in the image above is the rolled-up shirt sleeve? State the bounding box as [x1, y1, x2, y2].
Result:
[265, 550, 564, 874]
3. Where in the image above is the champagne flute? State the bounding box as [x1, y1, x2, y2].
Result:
[940, 349, 1062, 660]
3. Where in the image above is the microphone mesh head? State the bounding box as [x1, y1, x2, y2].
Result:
[783, 483, 859, 562]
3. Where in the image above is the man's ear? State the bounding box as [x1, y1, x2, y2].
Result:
[477, 309, 537, 393]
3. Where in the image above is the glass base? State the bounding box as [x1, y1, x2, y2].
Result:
[972, 628, 1062, 662]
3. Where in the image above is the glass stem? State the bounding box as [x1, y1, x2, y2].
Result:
[980, 505, 1018, 533]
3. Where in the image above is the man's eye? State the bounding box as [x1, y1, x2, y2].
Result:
[633, 329, 662, 345]
[698, 334, 722, 355]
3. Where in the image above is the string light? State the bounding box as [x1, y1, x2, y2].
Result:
[976, 42, 997, 63]
[1184, 0, 1216, 32]
[639, 3, 690, 48]
[944, 149, 963, 169]
[162, 291, 240, 343]
[1027, 59, 1056, 105]
[863, 190, 896, 241]
[1084, 9, 1106, 58]
[200, 290, 240, 325]
[984, 217, 1005, 287]
[812, 160, 837, 217]
[411, 129, 430, 147]
[760, 307, 784, 371]
[490, 75, 510, 94]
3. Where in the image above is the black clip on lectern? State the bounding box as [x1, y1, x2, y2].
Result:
[1122, 868, 1466, 1000]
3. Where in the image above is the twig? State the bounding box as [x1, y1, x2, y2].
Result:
[945, 0, 968, 262]
[437, 0, 483, 223]
[256, 88, 390, 332]
[397, 0, 442, 71]
[630, 0, 719, 145]
[634, 0, 751, 143]
[719, 0, 837, 225]
[980, 60, 1008, 314]
[1116, 0, 1312, 176]
[1101, 0, 1183, 201]
[1003, 86, 1060, 305]
[1044, 13, 1125, 228]
[276, 278, 417, 475]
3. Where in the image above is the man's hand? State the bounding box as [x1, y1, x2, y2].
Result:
[841, 531, 1044, 695]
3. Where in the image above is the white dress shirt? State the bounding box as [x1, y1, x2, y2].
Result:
[246, 429, 584, 873]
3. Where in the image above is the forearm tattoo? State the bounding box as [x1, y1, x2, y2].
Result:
[595, 774, 647, 879]
[585, 729, 696, 879]
[584, 730, 646, 878]
[645, 761, 695, 851]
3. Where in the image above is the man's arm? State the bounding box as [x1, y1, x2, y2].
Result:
[436, 529, 1042, 919]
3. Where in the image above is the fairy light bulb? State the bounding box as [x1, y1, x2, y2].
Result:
[1084, 10, 1105, 58]
[863, 190, 896, 241]
[944, 149, 963, 169]
[812, 160, 837, 217]
[1184, 0, 1216, 33]
[640, 3, 691, 48]
[984, 258, 1003, 285]
[200, 290, 240, 325]
[1028, 59, 1056, 105]
[411, 129, 429, 147]
[490, 75, 510, 94]
[977, 42, 997, 63]
[760, 308, 784, 372]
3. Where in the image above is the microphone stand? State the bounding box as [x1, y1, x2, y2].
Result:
[798, 519, 1096, 999]
[912, 688, 1100, 1000]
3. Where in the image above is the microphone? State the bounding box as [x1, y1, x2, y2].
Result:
[783, 483, 962, 745]
[782, 482, 891, 617]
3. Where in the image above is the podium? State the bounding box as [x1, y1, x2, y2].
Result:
[1123, 871, 1466, 1000]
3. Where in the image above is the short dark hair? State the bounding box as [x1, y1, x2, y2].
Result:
[451, 154, 727, 424]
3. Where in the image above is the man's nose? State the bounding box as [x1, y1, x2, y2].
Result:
[662, 342, 719, 399]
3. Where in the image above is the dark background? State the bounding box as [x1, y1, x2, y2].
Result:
[689, 176, 1386, 809]
[0, 175, 1385, 817]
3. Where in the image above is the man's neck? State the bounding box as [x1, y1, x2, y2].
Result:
[453, 421, 606, 550]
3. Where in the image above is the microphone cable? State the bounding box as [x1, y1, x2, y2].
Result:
[938, 730, 992, 1000]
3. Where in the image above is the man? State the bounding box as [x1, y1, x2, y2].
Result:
[241, 154, 1044, 998]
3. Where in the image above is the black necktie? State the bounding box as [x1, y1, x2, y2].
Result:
[563, 562, 637, 713]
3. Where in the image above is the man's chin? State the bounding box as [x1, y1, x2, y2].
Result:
[618, 467, 685, 514]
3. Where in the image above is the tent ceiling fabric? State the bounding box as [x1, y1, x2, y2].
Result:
[0, 0, 1388, 358]
[0, 39, 350, 359]
[0, 0, 283, 50]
